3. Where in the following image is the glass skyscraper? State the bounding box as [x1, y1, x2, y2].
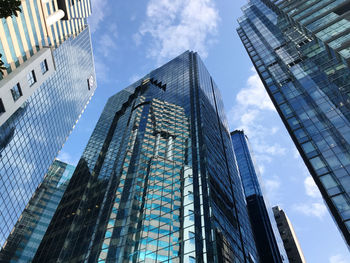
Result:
[0, 160, 75, 262]
[0, 0, 96, 250]
[238, 0, 350, 247]
[33, 51, 258, 263]
[231, 130, 288, 263]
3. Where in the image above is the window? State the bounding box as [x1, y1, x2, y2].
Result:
[11, 83, 22, 101]
[27, 70, 36, 86]
[189, 231, 195, 244]
[301, 141, 316, 154]
[87, 75, 94, 90]
[320, 174, 338, 189]
[188, 210, 194, 221]
[40, 59, 48, 74]
[188, 191, 193, 201]
[0, 99, 5, 115]
[189, 256, 196, 263]
[310, 156, 326, 170]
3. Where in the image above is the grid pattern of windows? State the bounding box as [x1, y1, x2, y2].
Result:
[33, 51, 258, 262]
[10, 83, 22, 101]
[0, 27, 96, 254]
[0, 160, 75, 262]
[238, 0, 350, 248]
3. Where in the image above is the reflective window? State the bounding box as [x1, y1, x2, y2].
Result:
[40, 59, 48, 74]
[320, 174, 338, 189]
[189, 210, 194, 221]
[310, 156, 326, 170]
[301, 142, 316, 154]
[189, 256, 196, 263]
[27, 70, 36, 86]
[189, 232, 195, 244]
[0, 98, 5, 114]
[332, 195, 350, 212]
[11, 83, 22, 101]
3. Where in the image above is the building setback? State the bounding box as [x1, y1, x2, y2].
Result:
[0, 0, 96, 250]
[33, 51, 258, 263]
[231, 130, 288, 263]
[0, 160, 75, 262]
[238, 0, 350, 247]
[273, 206, 306, 263]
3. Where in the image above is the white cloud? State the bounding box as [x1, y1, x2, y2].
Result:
[261, 176, 281, 202]
[129, 73, 143, 84]
[97, 23, 118, 57]
[229, 69, 287, 200]
[304, 176, 321, 198]
[57, 151, 79, 166]
[264, 177, 281, 193]
[329, 254, 350, 263]
[88, 0, 108, 33]
[236, 72, 274, 111]
[292, 202, 327, 219]
[138, 0, 219, 63]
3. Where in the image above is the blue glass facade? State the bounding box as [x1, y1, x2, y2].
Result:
[0, 160, 75, 262]
[0, 26, 96, 249]
[231, 130, 288, 263]
[238, 0, 350, 248]
[33, 51, 258, 262]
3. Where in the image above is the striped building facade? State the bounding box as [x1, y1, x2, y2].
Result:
[0, 0, 91, 77]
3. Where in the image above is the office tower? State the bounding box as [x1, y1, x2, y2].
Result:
[33, 51, 258, 263]
[237, 0, 350, 247]
[0, 160, 75, 262]
[0, 0, 96, 250]
[231, 130, 288, 263]
[273, 206, 306, 263]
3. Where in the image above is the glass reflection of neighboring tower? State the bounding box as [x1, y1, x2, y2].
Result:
[231, 130, 288, 263]
[0, 0, 96, 251]
[237, 0, 350, 248]
[33, 51, 258, 263]
[0, 160, 75, 262]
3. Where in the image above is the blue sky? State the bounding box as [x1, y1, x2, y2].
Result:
[58, 1, 350, 262]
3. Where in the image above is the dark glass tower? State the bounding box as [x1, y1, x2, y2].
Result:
[231, 130, 288, 263]
[238, 0, 350, 247]
[33, 51, 258, 263]
[0, 160, 75, 262]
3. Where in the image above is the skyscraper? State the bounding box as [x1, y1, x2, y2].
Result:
[0, 0, 96, 249]
[238, 0, 350, 247]
[231, 130, 288, 263]
[33, 51, 258, 263]
[273, 206, 306, 263]
[0, 160, 75, 262]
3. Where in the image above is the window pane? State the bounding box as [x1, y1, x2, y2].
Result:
[189, 231, 195, 244]
[11, 83, 22, 101]
[27, 70, 36, 86]
[0, 99, 5, 114]
[40, 59, 48, 74]
[319, 174, 338, 189]
[301, 141, 316, 154]
[310, 156, 326, 170]
[332, 195, 350, 212]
